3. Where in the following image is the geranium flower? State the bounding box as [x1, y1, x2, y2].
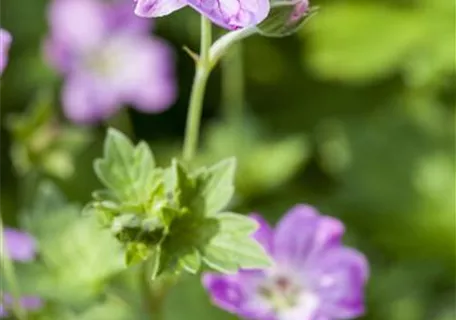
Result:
[0, 295, 42, 318]
[3, 227, 36, 262]
[0, 28, 12, 74]
[45, 0, 176, 123]
[1, 228, 42, 318]
[203, 204, 369, 320]
[134, 0, 271, 30]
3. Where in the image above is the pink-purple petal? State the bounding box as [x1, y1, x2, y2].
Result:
[308, 248, 368, 319]
[201, 205, 369, 320]
[186, 0, 270, 30]
[311, 216, 345, 254]
[19, 296, 43, 311]
[3, 228, 37, 262]
[134, 0, 186, 17]
[0, 29, 12, 75]
[202, 272, 273, 320]
[45, 0, 176, 123]
[249, 213, 274, 255]
[273, 204, 320, 266]
[62, 73, 121, 123]
[48, 0, 107, 53]
[1, 294, 43, 318]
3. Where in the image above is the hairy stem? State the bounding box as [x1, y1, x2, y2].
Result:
[0, 217, 27, 320]
[183, 16, 213, 161]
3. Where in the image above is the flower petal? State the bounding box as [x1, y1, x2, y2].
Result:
[273, 204, 320, 266]
[3, 228, 37, 262]
[134, 0, 186, 18]
[62, 73, 121, 123]
[309, 247, 369, 319]
[249, 213, 274, 255]
[0, 29, 12, 74]
[186, 0, 270, 30]
[110, 35, 176, 113]
[311, 216, 345, 253]
[20, 296, 43, 311]
[48, 0, 108, 52]
[202, 272, 273, 320]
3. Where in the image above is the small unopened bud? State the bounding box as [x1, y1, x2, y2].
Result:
[256, 0, 317, 37]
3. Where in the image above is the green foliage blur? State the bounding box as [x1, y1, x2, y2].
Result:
[1, 0, 454, 319]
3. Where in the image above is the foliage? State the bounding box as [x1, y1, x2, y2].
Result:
[87, 129, 271, 278]
[15, 181, 124, 306]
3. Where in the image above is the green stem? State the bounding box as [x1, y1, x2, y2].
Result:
[221, 43, 245, 126]
[141, 264, 165, 320]
[0, 216, 27, 320]
[183, 16, 213, 162]
[141, 261, 178, 320]
[209, 26, 257, 68]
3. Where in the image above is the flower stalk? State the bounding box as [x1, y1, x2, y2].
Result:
[183, 21, 257, 162]
[183, 16, 213, 162]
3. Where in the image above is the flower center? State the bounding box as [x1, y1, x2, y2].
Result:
[84, 45, 120, 79]
[258, 275, 302, 311]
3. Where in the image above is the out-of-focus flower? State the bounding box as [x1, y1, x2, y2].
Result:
[0, 28, 12, 74]
[203, 205, 369, 320]
[3, 227, 37, 262]
[45, 0, 176, 124]
[134, 0, 270, 30]
[0, 295, 42, 318]
[1, 228, 42, 318]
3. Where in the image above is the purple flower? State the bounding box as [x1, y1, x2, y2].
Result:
[0, 28, 12, 75]
[134, 0, 271, 30]
[3, 228, 37, 262]
[203, 205, 369, 320]
[0, 294, 42, 318]
[45, 0, 176, 124]
[1, 228, 42, 317]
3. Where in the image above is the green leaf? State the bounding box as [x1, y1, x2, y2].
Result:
[171, 158, 236, 217]
[201, 213, 272, 273]
[125, 242, 151, 266]
[160, 206, 181, 229]
[179, 248, 202, 274]
[171, 159, 200, 214]
[216, 212, 259, 235]
[19, 181, 125, 306]
[203, 236, 271, 273]
[198, 158, 236, 215]
[94, 128, 157, 204]
[149, 245, 174, 280]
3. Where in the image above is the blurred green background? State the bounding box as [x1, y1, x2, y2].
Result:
[0, 0, 455, 319]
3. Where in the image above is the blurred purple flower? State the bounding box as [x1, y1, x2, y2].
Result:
[0, 28, 12, 75]
[3, 227, 37, 262]
[203, 205, 369, 320]
[134, 0, 270, 30]
[0, 294, 42, 318]
[45, 0, 176, 124]
[1, 228, 42, 318]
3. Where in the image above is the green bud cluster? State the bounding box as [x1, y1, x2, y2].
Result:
[86, 129, 271, 279]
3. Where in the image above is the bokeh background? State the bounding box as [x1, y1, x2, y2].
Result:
[1, 0, 455, 319]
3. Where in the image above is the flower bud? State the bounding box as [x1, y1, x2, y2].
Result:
[256, 0, 317, 37]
